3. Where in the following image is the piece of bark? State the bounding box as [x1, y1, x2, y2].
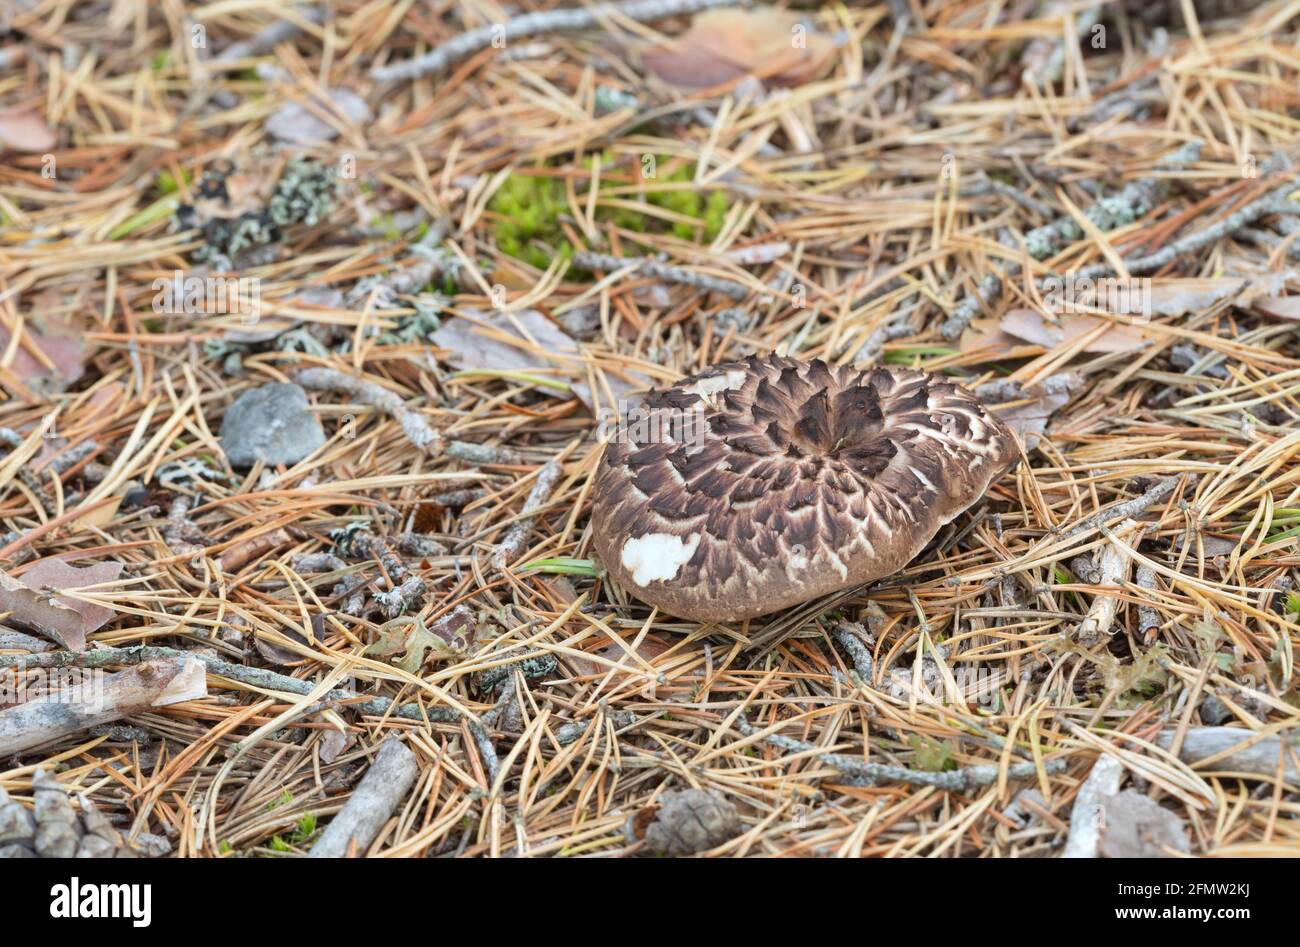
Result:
[1062, 753, 1125, 858]
[0, 657, 207, 756]
[0, 630, 55, 653]
[219, 527, 293, 573]
[308, 737, 419, 857]
[1075, 518, 1139, 646]
[1155, 728, 1299, 783]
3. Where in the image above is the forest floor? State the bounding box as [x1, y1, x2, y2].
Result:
[0, 0, 1298, 858]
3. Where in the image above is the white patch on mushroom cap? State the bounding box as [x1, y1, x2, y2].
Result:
[620, 532, 701, 585]
[681, 370, 747, 409]
[908, 465, 937, 492]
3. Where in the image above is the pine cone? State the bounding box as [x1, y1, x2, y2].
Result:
[625, 788, 740, 856]
[0, 768, 143, 858]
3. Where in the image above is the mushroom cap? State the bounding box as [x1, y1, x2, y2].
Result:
[591, 355, 1019, 622]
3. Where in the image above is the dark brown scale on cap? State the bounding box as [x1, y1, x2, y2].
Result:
[590, 355, 1019, 623]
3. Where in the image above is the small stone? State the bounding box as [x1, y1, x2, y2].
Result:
[1200, 694, 1232, 726]
[220, 383, 326, 467]
[1100, 790, 1189, 858]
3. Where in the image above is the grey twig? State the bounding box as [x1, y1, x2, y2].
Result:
[1024, 140, 1204, 261]
[209, 5, 328, 108]
[296, 367, 445, 456]
[940, 141, 1202, 340]
[831, 622, 874, 683]
[0, 658, 206, 756]
[163, 496, 206, 557]
[735, 718, 1064, 790]
[1155, 727, 1299, 784]
[346, 218, 454, 309]
[370, 0, 752, 82]
[974, 371, 1077, 404]
[574, 250, 750, 301]
[1061, 753, 1124, 858]
[1076, 177, 1300, 280]
[940, 272, 1004, 341]
[297, 368, 522, 465]
[1058, 477, 1182, 541]
[491, 460, 565, 570]
[1135, 564, 1161, 641]
[0, 646, 463, 724]
[308, 737, 419, 857]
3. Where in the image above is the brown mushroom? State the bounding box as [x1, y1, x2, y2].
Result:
[590, 354, 1019, 622]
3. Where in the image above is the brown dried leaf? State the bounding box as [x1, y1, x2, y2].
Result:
[1254, 296, 1300, 321]
[1146, 278, 1245, 316]
[0, 108, 56, 153]
[641, 9, 837, 90]
[431, 309, 650, 413]
[986, 373, 1083, 450]
[265, 88, 372, 145]
[998, 308, 1153, 354]
[252, 614, 326, 666]
[0, 311, 88, 394]
[0, 560, 124, 650]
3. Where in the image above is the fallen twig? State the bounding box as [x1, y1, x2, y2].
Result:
[573, 250, 750, 301]
[0, 657, 206, 756]
[370, 0, 753, 82]
[1156, 727, 1299, 783]
[736, 717, 1065, 790]
[492, 460, 565, 570]
[308, 736, 419, 857]
[1058, 477, 1182, 540]
[1075, 518, 1139, 646]
[1061, 752, 1124, 857]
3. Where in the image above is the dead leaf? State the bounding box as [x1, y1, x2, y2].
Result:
[431, 308, 576, 372]
[979, 372, 1082, 451]
[641, 9, 837, 90]
[0, 108, 56, 153]
[960, 318, 1026, 356]
[252, 614, 326, 666]
[265, 88, 372, 145]
[1254, 296, 1300, 321]
[431, 309, 651, 413]
[998, 308, 1153, 354]
[319, 727, 354, 763]
[365, 606, 475, 673]
[0, 560, 124, 650]
[1146, 278, 1244, 316]
[0, 311, 88, 394]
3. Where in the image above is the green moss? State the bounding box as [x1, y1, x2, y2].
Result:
[488, 153, 733, 271]
[909, 734, 956, 772]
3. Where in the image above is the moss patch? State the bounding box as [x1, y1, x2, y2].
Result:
[488, 153, 732, 271]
